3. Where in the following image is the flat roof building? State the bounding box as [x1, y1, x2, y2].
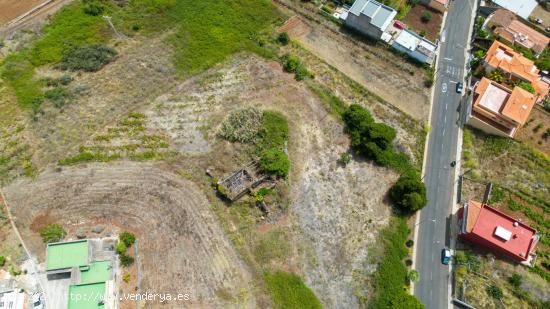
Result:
[491, 0, 537, 20]
[345, 0, 397, 39]
[458, 201, 539, 265]
[391, 29, 437, 64]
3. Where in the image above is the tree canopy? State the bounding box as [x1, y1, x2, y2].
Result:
[389, 173, 427, 213]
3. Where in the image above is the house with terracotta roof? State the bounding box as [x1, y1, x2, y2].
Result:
[484, 40, 549, 102]
[486, 9, 549, 56]
[468, 77, 535, 137]
[458, 201, 539, 266]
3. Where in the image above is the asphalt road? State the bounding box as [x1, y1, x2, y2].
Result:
[414, 1, 477, 308]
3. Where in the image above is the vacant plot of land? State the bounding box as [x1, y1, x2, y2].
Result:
[3, 161, 257, 308]
[516, 107, 550, 155]
[279, 16, 431, 120]
[0, 0, 46, 25]
[402, 4, 443, 41]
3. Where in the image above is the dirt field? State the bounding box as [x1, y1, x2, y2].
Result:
[530, 4, 550, 29]
[402, 4, 443, 41]
[278, 15, 431, 120]
[3, 161, 257, 308]
[516, 106, 550, 155]
[0, 0, 46, 25]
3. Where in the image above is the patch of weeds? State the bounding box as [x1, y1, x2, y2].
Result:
[488, 184, 505, 204]
[254, 229, 290, 265]
[306, 81, 347, 120]
[258, 111, 289, 151]
[281, 54, 313, 81]
[219, 107, 263, 143]
[44, 86, 69, 108]
[39, 224, 67, 243]
[264, 271, 322, 309]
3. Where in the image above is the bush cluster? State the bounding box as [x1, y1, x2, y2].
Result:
[264, 271, 322, 309]
[259, 148, 290, 178]
[0, 256, 5, 267]
[44, 86, 69, 108]
[39, 224, 67, 243]
[58, 45, 117, 72]
[281, 54, 312, 81]
[277, 32, 290, 45]
[117, 231, 136, 267]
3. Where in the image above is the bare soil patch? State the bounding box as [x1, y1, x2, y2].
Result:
[0, 0, 46, 25]
[3, 161, 257, 308]
[402, 4, 443, 41]
[279, 16, 431, 120]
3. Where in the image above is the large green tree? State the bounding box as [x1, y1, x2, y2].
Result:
[389, 173, 427, 213]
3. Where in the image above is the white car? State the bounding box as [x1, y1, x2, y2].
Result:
[32, 293, 44, 309]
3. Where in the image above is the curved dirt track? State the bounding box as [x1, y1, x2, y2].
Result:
[3, 161, 256, 308]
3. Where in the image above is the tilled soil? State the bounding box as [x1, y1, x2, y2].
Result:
[3, 161, 257, 308]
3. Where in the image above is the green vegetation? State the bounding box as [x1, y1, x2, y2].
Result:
[57, 44, 117, 72]
[488, 69, 504, 83]
[277, 32, 290, 45]
[123, 272, 131, 283]
[389, 173, 427, 213]
[339, 152, 352, 166]
[343, 104, 414, 174]
[264, 271, 322, 309]
[488, 184, 505, 204]
[421, 11, 432, 23]
[258, 111, 289, 151]
[517, 81, 535, 94]
[509, 273, 522, 288]
[119, 231, 136, 247]
[39, 224, 67, 243]
[306, 82, 347, 120]
[259, 149, 290, 178]
[281, 54, 312, 81]
[370, 217, 424, 308]
[116, 242, 126, 255]
[119, 253, 134, 267]
[486, 284, 503, 300]
[424, 67, 434, 88]
[535, 47, 550, 72]
[44, 86, 69, 108]
[254, 229, 290, 264]
[0, 256, 5, 267]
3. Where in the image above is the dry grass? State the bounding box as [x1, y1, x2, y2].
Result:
[402, 4, 443, 41]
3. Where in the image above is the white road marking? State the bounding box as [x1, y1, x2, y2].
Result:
[448, 80, 457, 84]
[442, 83, 447, 93]
[443, 128, 446, 135]
[444, 57, 452, 61]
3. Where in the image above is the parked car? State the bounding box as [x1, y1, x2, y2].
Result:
[32, 293, 44, 309]
[456, 82, 464, 94]
[535, 18, 544, 24]
[441, 248, 451, 265]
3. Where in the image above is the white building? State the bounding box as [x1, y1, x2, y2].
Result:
[0, 289, 25, 309]
[391, 29, 438, 64]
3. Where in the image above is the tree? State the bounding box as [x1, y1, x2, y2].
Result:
[277, 32, 290, 45]
[259, 148, 290, 178]
[119, 254, 134, 267]
[119, 231, 136, 248]
[39, 224, 67, 243]
[389, 173, 427, 213]
[343, 104, 374, 133]
[421, 11, 432, 23]
[116, 242, 127, 255]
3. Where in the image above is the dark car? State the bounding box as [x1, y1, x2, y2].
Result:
[456, 82, 464, 94]
[441, 248, 451, 265]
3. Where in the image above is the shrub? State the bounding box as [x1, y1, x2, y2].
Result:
[507, 198, 522, 211]
[58, 45, 117, 72]
[264, 271, 322, 309]
[405, 239, 414, 247]
[281, 54, 311, 81]
[39, 224, 66, 243]
[488, 69, 504, 83]
[454, 251, 467, 265]
[119, 231, 136, 247]
[543, 128, 550, 140]
[408, 270, 419, 282]
[58, 75, 74, 85]
[123, 273, 131, 283]
[116, 241, 127, 255]
[424, 67, 434, 88]
[486, 284, 503, 300]
[259, 148, 290, 178]
[0, 256, 5, 267]
[339, 152, 352, 165]
[517, 82, 535, 94]
[219, 107, 263, 143]
[421, 11, 432, 23]
[44, 86, 68, 108]
[389, 173, 427, 213]
[119, 253, 134, 267]
[277, 32, 290, 45]
[509, 273, 522, 288]
[533, 123, 543, 133]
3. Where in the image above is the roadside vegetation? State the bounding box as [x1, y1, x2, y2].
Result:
[39, 223, 67, 243]
[264, 271, 322, 309]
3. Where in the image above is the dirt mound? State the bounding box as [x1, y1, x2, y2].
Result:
[3, 161, 256, 308]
